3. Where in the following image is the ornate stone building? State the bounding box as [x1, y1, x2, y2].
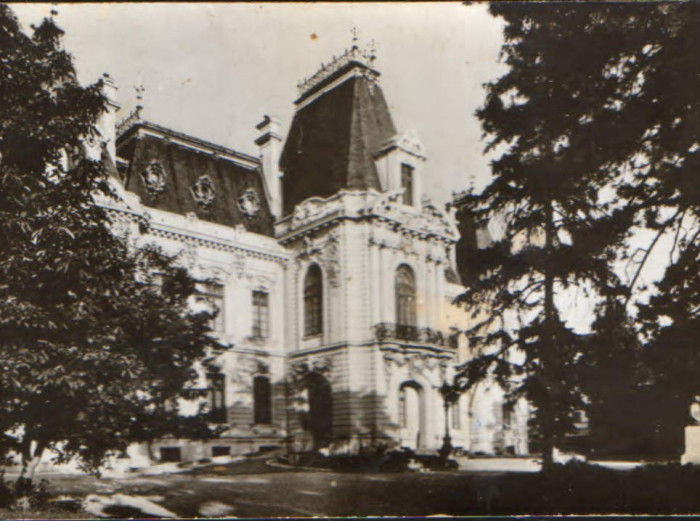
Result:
[98, 43, 529, 465]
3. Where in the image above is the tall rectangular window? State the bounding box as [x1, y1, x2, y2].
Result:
[401, 163, 414, 206]
[200, 282, 225, 333]
[304, 264, 323, 337]
[252, 290, 269, 340]
[207, 372, 226, 423]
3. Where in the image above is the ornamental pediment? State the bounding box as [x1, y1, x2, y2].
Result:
[377, 130, 426, 160]
[370, 190, 458, 240]
[396, 129, 426, 158]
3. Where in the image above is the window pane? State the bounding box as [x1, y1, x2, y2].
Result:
[401, 163, 414, 206]
[200, 282, 225, 333]
[395, 265, 416, 327]
[304, 264, 323, 336]
[207, 372, 226, 423]
[252, 290, 269, 339]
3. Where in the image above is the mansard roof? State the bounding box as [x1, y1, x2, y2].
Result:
[279, 46, 397, 216]
[116, 121, 274, 236]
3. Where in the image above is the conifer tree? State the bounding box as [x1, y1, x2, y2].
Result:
[456, 3, 650, 469]
[458, 2, 698, 467]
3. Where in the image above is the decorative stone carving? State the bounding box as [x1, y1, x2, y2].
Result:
[179, 242, 198, 271]
[292, 197, 326, 226]
[399, 233, 414, 255]
[300, 235, 322, 258]
[255, 274, 273, 290]
[237, 188, 260, 217]
[371, 189, 404, 215]
[368, 190, 458, 242]
[140, 161, 166, 195]
[323, 232, 341, 287]
[190, 175, 215, 208]
[397, 129, 426, 158]
[290, 196, 346, 230]
[111, 217, 130, 238]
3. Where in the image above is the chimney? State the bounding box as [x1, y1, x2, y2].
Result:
[255, 115, 283, 219]
[98, 73, 120, 162]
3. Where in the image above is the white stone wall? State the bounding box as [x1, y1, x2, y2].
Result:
[96, 184, 531, 463]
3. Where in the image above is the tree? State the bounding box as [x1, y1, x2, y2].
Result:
[613, 2, 699, 427]
[457, 1, 699, 467]
[455, 3, 657, 469]
[0, 6, 221, 480]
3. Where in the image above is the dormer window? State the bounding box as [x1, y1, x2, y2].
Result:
[401, 163, 414, 206]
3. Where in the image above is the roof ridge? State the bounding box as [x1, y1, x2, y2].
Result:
[118, 120, 260, 166]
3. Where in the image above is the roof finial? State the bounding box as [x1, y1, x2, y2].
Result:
[134, 84, 144, 120]
[351, 26, 359, 49]
[368, 39, 377, 64]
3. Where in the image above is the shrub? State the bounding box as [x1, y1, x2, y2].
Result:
[0, 473, 50, 511]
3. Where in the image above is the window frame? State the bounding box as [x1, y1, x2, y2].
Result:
[395, 264, 417, 327]
[199, 281, 226, 334]
[400, 163, 414, 206]
[251, 289, 270, 340]
[303, 264, 323, 338]
[207, 372, 227, 424]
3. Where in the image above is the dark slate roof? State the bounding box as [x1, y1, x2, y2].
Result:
[451, 195, 480, 284]
[116, 121, 274, 236]
[280, 66, 396, 215]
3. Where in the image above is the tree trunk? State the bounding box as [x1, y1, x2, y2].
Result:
[541, 200, 556, 472]
[19, 441, 46, 483]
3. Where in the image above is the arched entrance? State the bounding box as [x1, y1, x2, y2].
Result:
[399, 381, 424, 449]
[306, 373, 333, 449]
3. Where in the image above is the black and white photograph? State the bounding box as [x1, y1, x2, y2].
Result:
[0, 1, 698, 517]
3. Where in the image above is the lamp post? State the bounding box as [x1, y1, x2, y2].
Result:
[438, 382, 460, 460]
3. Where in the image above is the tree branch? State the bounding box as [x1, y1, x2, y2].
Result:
[625, 206, 682, 307]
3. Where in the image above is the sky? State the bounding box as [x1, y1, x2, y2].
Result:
[8, 2, 682, 334]
[11, 2, 507, 204]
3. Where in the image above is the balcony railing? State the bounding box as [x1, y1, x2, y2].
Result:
[373, 322, 458, 348]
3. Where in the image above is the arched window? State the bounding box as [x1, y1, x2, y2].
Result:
[395, 264, 416, 326]
[253, 375, 272, 424]
[304, 264, 323, 337]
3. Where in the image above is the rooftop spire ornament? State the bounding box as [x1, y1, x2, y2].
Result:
[135, 84, 145, 119]
[368, 39, 377, 64]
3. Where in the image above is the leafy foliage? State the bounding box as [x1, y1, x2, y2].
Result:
[0, 6, 222, 476]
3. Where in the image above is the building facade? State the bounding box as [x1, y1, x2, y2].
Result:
[99, 44, 529, 465]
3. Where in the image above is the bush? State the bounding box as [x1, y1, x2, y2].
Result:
[0, 473, 50, 511]
[280, 448, 458, 473]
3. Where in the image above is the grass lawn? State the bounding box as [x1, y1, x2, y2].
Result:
[0, 507, 88, 519]
[4, 461, 700, 516]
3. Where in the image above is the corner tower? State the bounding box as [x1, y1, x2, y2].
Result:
[279, 44, 397, 215]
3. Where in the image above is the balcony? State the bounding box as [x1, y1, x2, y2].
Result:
[373, 322, 458, 348]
